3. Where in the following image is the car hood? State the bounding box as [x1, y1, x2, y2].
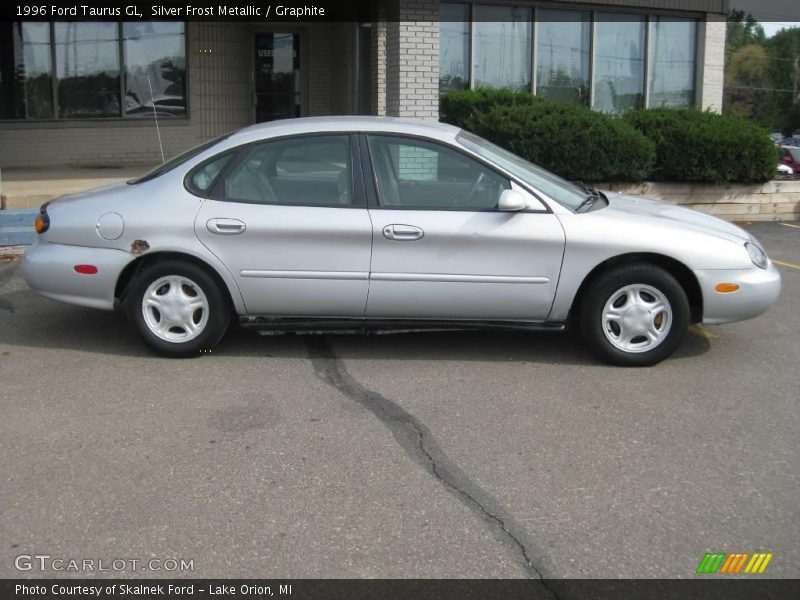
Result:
[601, 192, 751, 244]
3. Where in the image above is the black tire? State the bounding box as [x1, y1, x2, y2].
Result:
[578, 263, 690, 367]
[127, 260, 229, 358]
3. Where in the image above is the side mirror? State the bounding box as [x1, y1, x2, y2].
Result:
[497, 189, 527, 212]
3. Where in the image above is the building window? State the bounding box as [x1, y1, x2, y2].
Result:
[0, 21, 185, 120]
[648, 16, 697, 109]
[55, 22, 120, 118]
[439, 3, 699, 112]
[124, 22, 186, 117]
[536, 9, 591, 105]
[473, 5, 532, 91]
[593, 13, 646, 113]
[0, 23, 54, 119]
[439, 3, 470, 93]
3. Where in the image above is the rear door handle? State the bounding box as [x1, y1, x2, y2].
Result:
[207, 218, 246, 235]
[382, 224, 424, 241]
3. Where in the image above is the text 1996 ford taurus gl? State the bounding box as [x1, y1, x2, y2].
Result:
[22, 117, 781, 366]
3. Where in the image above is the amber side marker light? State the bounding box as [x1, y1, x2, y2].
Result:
[74, 265, 98, 275]
[715, 283, 740, 293]
[34, 213, 49, 234]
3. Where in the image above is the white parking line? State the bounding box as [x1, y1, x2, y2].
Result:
[773, 259, 800, 271]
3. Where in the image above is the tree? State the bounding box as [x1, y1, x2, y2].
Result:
[724, 11, 799, 134]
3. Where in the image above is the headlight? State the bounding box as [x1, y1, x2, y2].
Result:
[745, 242, 767, 269]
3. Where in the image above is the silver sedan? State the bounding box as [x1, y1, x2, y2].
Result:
[22, 117, 781, 365]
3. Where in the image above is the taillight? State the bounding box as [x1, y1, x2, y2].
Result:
[34, 203, 50, 234]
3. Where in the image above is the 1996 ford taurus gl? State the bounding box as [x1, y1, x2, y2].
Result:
[22, 117, 781, 366]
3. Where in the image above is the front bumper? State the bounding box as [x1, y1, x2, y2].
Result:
[22, 241, 132, 310]
[695, 262, 782, 325]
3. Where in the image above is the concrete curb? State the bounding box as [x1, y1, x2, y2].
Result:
[0, 209, 37, 247]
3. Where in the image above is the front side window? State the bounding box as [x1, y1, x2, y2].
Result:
[457, 130, 586, 211]
[224, 135, 352, 206]
[367, 135, 510, 210]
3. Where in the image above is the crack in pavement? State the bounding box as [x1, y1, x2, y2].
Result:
[306, 336, 559, 595]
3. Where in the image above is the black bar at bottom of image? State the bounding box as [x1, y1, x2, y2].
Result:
[2, 579, 799, 600]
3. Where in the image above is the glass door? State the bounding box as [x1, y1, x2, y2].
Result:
[254, 32, 300, 122]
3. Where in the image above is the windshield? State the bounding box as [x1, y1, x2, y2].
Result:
[789, 147, 800, 161]
[457, 131, 589, 211]
[128, 134, 231, 184]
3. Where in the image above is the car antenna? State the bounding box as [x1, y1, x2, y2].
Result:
[147, 74, 166, 163]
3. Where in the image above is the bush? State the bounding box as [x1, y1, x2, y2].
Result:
[440, 88, 541, 127]
[448, 93, 655, 182]
[623, 108, 776, 183]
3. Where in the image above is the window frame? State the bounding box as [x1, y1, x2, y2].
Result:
[0, 21, 188, 123]
[360, 132, 550, 214]
[194, 132, 366, 209]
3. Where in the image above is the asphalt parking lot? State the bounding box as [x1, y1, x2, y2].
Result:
[0, 221, 798, 581]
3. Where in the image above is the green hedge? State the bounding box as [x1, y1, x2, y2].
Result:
[444, 90, 654, 182]
[440, 88, 542, 127]
[623, 108, 776, 183]
[440, 89, 777, 184]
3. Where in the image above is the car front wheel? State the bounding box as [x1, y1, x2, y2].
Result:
[579, 263, 690, 366]
[128, 260, 229, 357]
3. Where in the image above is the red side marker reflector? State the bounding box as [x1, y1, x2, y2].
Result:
[74, 265, 98, 275]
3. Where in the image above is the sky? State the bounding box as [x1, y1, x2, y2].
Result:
[730, 0, 798, 36]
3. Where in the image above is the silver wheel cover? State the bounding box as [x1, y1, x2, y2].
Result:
[141, 275, 209, 343]
[601, 283, 672, 354]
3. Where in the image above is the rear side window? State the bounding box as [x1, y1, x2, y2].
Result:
[128, 133, 230, 184]
[222, 135, 352, 206]
[188, 154, 234, 194]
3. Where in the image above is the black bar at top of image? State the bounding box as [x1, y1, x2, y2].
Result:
[0, 0, 730, 23]
[2, 0, 377, 22]
[2, 579, 799, 600]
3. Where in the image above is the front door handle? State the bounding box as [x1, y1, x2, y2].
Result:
[207, 218, 246, 235]
[382, 224, 424, 241]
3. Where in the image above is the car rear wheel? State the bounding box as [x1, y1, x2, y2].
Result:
[579, 263, 690, 366]
[128, 260, 229, 357]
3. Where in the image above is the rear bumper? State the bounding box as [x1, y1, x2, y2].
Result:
[696, 262, 782, 325]
[21, 241, 131, 310]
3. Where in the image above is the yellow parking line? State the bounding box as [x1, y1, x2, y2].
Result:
[779, 222, 800, 229]
[772, 259, 800, 270]
[688, 325, 719, 339]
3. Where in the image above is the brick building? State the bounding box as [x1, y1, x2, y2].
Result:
[0, 0, 728, 168]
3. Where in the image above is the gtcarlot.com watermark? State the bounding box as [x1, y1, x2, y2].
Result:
[15, 554, 194, 573]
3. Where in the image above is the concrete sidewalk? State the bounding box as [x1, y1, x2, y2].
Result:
[1, 166, 152, 210]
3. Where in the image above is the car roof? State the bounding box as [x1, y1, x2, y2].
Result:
[227, 116, 464, 145]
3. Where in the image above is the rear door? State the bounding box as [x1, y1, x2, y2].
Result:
[362, 134, 566, 321]
[193, 133, 372, 317]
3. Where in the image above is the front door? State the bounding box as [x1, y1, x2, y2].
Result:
[254, 32, 301, 122]
[194, 134, 371, 317]
[363, 134, 566, 321]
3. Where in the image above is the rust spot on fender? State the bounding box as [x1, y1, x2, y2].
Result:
[130, 239, 150, 255]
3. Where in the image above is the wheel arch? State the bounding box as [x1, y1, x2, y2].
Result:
[115, 251, 240, 314]
[570, 253, 703, 324]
